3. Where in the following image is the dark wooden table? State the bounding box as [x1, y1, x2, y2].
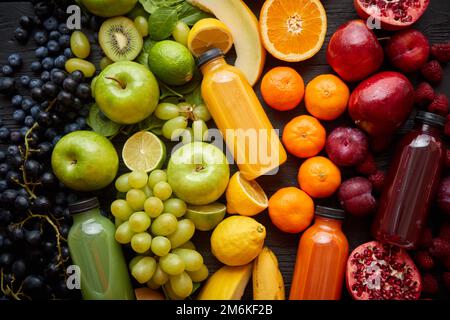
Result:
[1, 0, 450, 300]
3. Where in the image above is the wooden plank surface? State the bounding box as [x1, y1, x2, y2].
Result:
[1, 0, 450, 300]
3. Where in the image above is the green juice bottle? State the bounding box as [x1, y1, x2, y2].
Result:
[68, 198, 134, 300]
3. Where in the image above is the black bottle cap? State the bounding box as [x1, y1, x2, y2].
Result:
[68, 197, 99, 215]
[315, 206, 345, 220]
[197, 48, 224, 68]
[415, 111, 445, 128]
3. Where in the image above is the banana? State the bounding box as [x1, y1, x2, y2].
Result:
[197, 263, 252, 300]
[252, 247, 285, 300]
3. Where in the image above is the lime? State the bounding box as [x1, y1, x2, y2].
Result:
[122, 131, 166, 172]
[185, 203, 226, 231]
[148, 40, 195, 86]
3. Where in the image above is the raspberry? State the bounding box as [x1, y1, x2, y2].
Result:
[428, 238, 450, 259]
[446, 149, 450, 169]
[418, 227, 433, 249]
[439, 223, 450, 242]
[446, 118, 450, 137]
[414, 251, 435, 271]
[356, 153, 377, 176]
[431, 42, 450, 63]
[443, 272, 450, 291]
[444, 256, 450, 270]
[421, 60, 443, 84]
[428, 94, 449, 117]
[368, 170, 385, 193]
[421, 273, 439, 294]
[414, 82, 435, 106]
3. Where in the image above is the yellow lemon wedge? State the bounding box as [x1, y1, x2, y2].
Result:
[188, 18, 234, 57]
[226, 172, 268, 216]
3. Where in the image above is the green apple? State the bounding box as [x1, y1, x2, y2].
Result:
[51, 131, 119, 191]
[167, 142, 230, 205]
[95, 61, 159, 124]
[80, 0, 138, 17]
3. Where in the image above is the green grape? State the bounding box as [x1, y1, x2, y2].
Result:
[163, 282, 184, 300]
[128, 171, 148, 189]
[126, 189, 146, 211]
[70, 31, 90, 59]
[141, 185, 153, 198]
[193, 104, 211, 122]
[146, 278, 160, 289]
[144, 197, 164, 218]
[169, 272, 193, 298]
[116, 191, 126, 199]
[172, 21, 190, 47]
[65, 58, 95, 78]
[152, 264, 169, 285]
[131, 232, 152, 253]
[167, 219, 195, 248]
[110, 199, 133, 220]
[151, 213, 177, 236]
[115, 173, 131, 192]
[162, 116, 188, 140]
[155, 103, 180, 120]
[172, 248, 203, 272]
[187, 264, 209, 282]
[153, 181, 172, 201]
[163, 198, 187, 217]
[148, 169, 167, 189]
[159, 253, 185, 276]
[115, 217, 124, 228]
[178, 241, 196, 250]
[100, 56, 113, 70]
[151, 236, 171, 256]
[131, 256, 156, 284]
[178, 102, 193, 118]
[181, 128, 193, 145]
[129, 255, 144, 270]
[134, 16, 149, 37]
[192, 119, 208, 141]
[129, 211, 151, 233]
[115, 221, 135, 244]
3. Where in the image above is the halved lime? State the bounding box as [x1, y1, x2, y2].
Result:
[185, 203, 226, 231]
[122, 131, 166, 172]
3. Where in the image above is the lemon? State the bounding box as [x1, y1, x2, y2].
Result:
[226, 172, 268, 216]
[122, 131, 166, 172]
[188, 18, 233, 57]
[185, 203, 226, 231]
[211, 216, 266, 266]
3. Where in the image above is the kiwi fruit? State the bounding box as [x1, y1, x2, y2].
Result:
[99, 16, 143, 62]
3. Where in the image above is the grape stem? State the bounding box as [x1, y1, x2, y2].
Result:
[0, 269, 27, 300]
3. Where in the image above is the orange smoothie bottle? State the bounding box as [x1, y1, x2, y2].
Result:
[199, 48, 287, 180]
[290, 206, 348, 300]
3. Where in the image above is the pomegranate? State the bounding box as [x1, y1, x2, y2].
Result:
[346, 241, 422, 300]
[385, 29, 430, 73]
[327, 20, 384, 82]
[349, 71, 414, 137]
[354, 0, 430, 31]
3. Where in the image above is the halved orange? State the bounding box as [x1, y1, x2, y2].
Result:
[260, 0, 327, 62]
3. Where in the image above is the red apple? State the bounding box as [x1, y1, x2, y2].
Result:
[348, 71, 414, 138]
[385, 29, 430, 73]
[327, 20, 384, 82]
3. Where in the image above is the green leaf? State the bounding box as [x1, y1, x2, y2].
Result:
[140, 0, 184, 14]
[143, 37, 157, 52]
[185, 85, 203, 106]
[138, 114, 166, 135]
[87, 104, 122, 137]
[177, 2, 212, 26]
[127, 2, 150, 19]
[171, 69, 201, 95]
[135, 51, 149, 68]
[148, 7, 178, 40]
[160, 81, 184, 99]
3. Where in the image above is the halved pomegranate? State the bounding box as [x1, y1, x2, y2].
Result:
[354, 0, 430, 30]
[346, 241, 422, 300]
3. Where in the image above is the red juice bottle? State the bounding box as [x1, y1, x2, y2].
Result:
[372, 111, 445, 249]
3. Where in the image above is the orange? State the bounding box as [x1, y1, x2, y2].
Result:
[282, 115, 326, 158]
[298, 156, 341, 198]
[261, 66, 304, 111]
[305, 74, 350, 121]
[268, 187, 314, 233]
[259, 0, 327, 62]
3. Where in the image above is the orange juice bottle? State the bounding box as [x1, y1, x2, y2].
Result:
[290, 206, 349, 300]
[199, 48, 287, 180]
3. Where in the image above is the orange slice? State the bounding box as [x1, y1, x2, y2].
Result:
[260, 0, 327, 62]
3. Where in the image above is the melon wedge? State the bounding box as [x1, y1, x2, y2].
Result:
[187, 0, 266, 86]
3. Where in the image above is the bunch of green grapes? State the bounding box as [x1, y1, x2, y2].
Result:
[111, 169, 209, 299]
[154, 101, 212, 143]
